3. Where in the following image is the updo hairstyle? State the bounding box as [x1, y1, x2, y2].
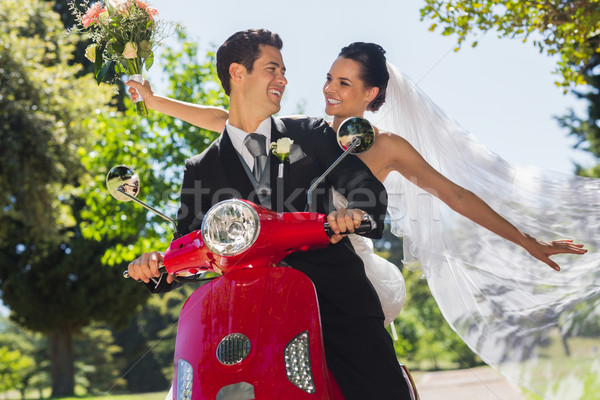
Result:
[338, 42, 389, 112]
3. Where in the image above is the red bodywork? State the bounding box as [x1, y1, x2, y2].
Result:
[162, 200, 345, 399]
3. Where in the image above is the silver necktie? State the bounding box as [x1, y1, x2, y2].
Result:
[244, 133, 268, 182]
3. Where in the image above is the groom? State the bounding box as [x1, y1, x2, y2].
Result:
[127, 29, 411, 399]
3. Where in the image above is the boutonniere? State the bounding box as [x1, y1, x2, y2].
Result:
[270, 137, 294, 162]
[271, 137, 294, 178]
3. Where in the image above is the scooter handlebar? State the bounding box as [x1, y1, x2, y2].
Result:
[122, 261, 167, 279]
[323, 219, 374, 237]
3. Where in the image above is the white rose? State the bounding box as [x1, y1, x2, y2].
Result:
[275, 137, 293, 154]
[98, 10, 111, 25]
[122, 42, 138, 59]
[85, 44, 97, 62]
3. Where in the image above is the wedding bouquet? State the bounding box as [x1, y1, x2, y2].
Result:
[70, 0, 175, 115]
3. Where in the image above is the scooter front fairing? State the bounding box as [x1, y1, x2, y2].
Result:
[173, 266, 345, 400]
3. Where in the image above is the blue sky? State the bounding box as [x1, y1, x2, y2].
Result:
[146, 0, 596, 175]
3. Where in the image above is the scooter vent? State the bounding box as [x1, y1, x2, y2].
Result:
[216, 333, 251, 365]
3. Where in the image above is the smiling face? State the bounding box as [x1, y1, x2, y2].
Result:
[323, 57, 378, 122]
[241, 44, 288, 117]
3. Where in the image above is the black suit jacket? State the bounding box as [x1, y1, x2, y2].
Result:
[169, 117, 387, 317]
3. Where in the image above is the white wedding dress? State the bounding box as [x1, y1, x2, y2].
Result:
[348, 235, 406, 327]
[364, 63, 600, 399]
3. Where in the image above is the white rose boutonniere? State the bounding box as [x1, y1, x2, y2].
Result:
[270, 137, 294, 162]
[270, 137, 294, 178]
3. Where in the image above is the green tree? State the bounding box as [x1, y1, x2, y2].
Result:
[404, 269, 481, 369]
[1, 3, 229, 397]
[0, 0, 109, 246]
[46, 0, 93, 73]
[0, 347, 33, 394]
[0, 0, 150, 395]
[74, 323, 127, 394]
[374, 230, 481, 369]
[420, 0, 600, 87]
[0, 316, 50, 399]
[556, 51, 600, 177]
[113, 286, 196, 392]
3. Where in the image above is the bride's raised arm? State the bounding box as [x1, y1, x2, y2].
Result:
[373, 132, 587, 271]
[125, 79, 228, 133]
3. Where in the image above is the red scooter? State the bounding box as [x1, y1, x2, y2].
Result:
[106, 117, 419, 400]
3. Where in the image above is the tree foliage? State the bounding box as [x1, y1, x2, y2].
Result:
[0, 0, 149, 395]
[74, 323, 127, 394]
[0, 346, 33, 394]
[420, 0, 600, 87]
[0, 0, 113, 245]
[374, 230, 481, 369]
[1, 1, 226, 393]
[113, 286, 199, 392]
[47, 0, 94, 74]
[0, 316, 50, 398]
[556, 52, 600, 177]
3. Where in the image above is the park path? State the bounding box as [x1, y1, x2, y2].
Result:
[414, 366, 529, 400]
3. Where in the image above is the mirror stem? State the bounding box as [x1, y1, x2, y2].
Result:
[305, 138, 362, 212]
[116, 187, 178, 232]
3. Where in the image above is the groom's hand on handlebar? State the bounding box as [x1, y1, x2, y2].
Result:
[127, 251, 174, 284]
[327, 208, 369, 244]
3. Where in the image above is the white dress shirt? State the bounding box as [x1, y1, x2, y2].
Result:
[226, 118, 272, 170]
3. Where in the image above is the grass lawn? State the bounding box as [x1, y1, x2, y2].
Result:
[59, 393, 168, 400]
[1, 392, 169, 400]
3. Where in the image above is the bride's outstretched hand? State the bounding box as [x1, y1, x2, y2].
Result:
[522, 234, 588, 271]
[125, 78, 154, 104]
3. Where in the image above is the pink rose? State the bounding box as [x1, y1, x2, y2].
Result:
[135, 0, 159, 20]
[122, 42, 138, 59]
[82, 2, 107, 28]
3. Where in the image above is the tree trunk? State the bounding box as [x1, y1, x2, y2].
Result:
[49, 326, 74, 396]
[561, 332, 571, 357]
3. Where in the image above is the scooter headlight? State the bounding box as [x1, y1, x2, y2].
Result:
[176, 358, 193, 400]
[201, 200, 260, 256]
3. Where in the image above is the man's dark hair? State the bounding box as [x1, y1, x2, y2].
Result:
[216, 29, 283, 96]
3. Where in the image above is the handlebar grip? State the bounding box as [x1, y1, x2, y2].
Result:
[324, 219, 374, 237]
[122, 261, 167, 280]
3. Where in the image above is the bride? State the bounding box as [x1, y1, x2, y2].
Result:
[126, 42, 598, 398]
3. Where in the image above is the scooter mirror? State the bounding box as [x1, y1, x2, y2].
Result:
[306, 117, 376, 212]
[106, 164, 177, 244]
[337, 117, 375, 154]
[106, 165, 140, 202]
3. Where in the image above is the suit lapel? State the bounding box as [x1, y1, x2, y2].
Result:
[219, 129, 255, 199]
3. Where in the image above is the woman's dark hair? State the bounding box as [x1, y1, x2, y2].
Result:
[338, 42, 389, 112]
[217, 29, 283, 96]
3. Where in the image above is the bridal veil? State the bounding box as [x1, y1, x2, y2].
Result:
[366, 63, 600, 398]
